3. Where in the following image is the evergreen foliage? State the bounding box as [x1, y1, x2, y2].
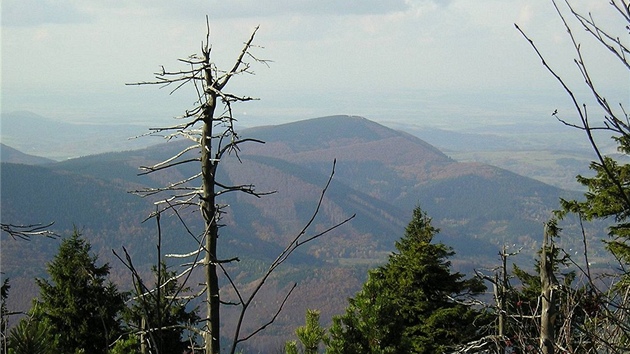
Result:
[493, 220, 601, 353]
[286, 309, 326, 354]
[327, 207, 489, 353]
[123, 261, 199, 353]
[7, 315, 57, 354]
[561, 156, 630, 280]
[33, 230, 125, 354]
[507, 222, 574, 351]
[108, 335, 140, 354]
[1, 278, 8, 354]
[285, 340, 299, 354]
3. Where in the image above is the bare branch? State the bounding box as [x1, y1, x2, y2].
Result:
[138, 158, 201, 175]
[516, 11, 630, 211]
[235, 283, 297, 345]
[217, 26, 260, 90]
[128, 20, 349, 353]
[1, 222, 57, 240]
[226, 160, 356, 353]
[565, 0, 630, 70]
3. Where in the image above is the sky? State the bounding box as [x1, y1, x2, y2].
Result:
[1, 0, 628, 130]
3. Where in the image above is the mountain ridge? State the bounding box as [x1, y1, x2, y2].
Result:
[1, 114, 590, 351]
[0, 111, 152, 160]
[0, 143, 55, 165]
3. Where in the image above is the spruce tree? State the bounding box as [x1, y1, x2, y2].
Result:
[7, 310, 57, 354]
[286, 309, 326, 354]
[561, 157, 630, 281]
[123, 262, 199, 353]
[34, 230, 125, 353]
[1, 278, 9, 354]
[327, 207, 488, 354]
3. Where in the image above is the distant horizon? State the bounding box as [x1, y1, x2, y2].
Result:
[3, 1, 627, 131]
[0, 111, 602, 193]
[0, 85, 605, 130]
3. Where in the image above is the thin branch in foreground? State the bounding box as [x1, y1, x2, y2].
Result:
[226, 159, 356, 354]
[516, 18, 630, 211]
[1, 222, 58, 240]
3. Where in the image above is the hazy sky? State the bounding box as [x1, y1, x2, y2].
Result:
[2, 0, 628, 129]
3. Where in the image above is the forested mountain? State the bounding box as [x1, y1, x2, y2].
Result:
[239, 116, 578, 255]
[0, 143, 55, 165]
[1, 115, 584, 351]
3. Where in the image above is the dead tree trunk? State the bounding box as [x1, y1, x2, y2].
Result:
[127, 20, 354, 354]
[129, 22, 265, 354]
[540, 222, 558, 354]
[201, 62, 220, 354]
[516, 1, 630, 351]
[498, 245, 508, 339]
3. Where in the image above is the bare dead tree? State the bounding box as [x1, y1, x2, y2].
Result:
[555, 214, 630, 354]
[469, 245, 524, 354]
[459, 222, 615, 354]
[540, 221, 559, 354]
[127, 20, 354, 354]
[127, 20, 268, 354]
[516, 1, 630, 352]
[113, 210, 199, 354]
[461, 223, 578, 354]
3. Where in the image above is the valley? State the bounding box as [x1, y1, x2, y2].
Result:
[0, 113, 611, 351]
